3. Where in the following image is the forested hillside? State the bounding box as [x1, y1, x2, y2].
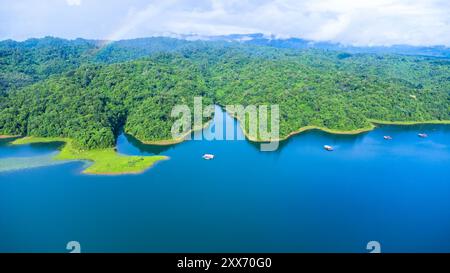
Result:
[0, 37, 96, 93]
[0, 54, 212, 148]
[0, 37, 200, 94]
[0, 37, 449, 149]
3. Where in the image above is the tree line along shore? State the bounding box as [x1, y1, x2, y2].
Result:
[1, 37, 449, 172]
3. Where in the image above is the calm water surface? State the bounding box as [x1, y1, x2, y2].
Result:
[1, 108, 450, 253]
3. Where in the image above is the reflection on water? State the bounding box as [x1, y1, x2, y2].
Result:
[0, 140, 65, 159]
[118, 105, 245, 155]
[0, 140, 71, 173]
[118, 133, 179, 155]
[119, 106, 450, 156]
[1, 106, 450, 253]
[0, 152, 70, 173]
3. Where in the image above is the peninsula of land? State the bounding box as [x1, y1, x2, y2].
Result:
[11, 137, 168, 175]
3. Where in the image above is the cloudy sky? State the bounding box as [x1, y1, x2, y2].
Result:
[1, 0, 449, 46]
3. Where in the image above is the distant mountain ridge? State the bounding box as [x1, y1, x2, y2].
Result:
[177, 33, 450, 58]
[2, 34, 450, 58]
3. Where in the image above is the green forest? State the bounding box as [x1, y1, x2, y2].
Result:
[1, 37, 449, 149]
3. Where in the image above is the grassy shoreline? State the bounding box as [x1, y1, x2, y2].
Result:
[11, 137, 168, 175]
[225, 111, 450, 144]
[272, 119, 450, 143]
[6, 118, 450, 172]
[127, 114, 450, 147]
[269, 124, 376, 142]
[128, 119, 213, 146]
[227, 111, 376, 143]
[368, 119, 450, 125]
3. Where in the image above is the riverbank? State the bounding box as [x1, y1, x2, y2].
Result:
[227, 112, 450, 143]
[126, 107, 450, 147]
[271, 119, 450, 143]
[129, 119, 213, 146]
[227, 110, 376, 143]
[11, 137, 168, 175]
[269, 124, 376, 142]
[368, 119, 450, 126]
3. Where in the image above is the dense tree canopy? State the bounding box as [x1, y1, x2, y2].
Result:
[0, 37, 449, 149]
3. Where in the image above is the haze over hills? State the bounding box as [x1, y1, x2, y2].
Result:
[165, 33, 450, 58]
[2, 34, 450, 58]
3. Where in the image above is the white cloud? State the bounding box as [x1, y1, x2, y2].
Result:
[103, 0, 450, 46]
[1, 0, 450, 46]
[66, 0, 81, 6]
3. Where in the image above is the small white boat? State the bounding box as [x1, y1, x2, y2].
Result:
[324, 145, 334, 151]
[418, 133, 428, 138]
[202, 154, 215, 160]
[384, 136, 393, 140]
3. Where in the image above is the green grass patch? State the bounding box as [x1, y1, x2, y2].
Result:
[368, 119, 450, 125]
[11, 137, 168, 175]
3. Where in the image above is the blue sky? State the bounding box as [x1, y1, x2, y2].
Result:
[1, 0, 449, 46]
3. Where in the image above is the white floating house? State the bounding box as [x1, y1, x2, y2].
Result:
[324, 145, 334, 151]
[202, 154, 215, 160]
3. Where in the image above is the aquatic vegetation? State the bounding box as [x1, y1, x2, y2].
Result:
[0, 153, 69, 173]
[11, 137, 168, 175]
